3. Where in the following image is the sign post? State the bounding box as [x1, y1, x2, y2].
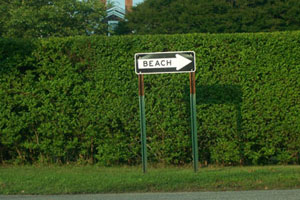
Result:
[135, 51, 198, 173]
[138, 74, 147, 173]
[189, 72, 198, 172]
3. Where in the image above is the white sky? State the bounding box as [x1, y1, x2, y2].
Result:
[112, 0, 144, 9]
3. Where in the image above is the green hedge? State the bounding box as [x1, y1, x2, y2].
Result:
[0, 31, 299, 165]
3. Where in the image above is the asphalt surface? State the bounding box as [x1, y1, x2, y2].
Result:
[1, 190, 300, 200]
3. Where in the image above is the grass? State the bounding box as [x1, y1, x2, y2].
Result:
[1, 165, 300, 195]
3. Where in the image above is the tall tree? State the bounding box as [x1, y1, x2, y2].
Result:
[0, 0, 107, 38]
[116, 0, 300, 35]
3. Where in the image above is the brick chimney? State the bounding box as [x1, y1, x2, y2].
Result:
[125, 0, 133, 13]
[100, 0, 106, 5]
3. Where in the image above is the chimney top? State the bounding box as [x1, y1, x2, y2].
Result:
[125, 0, 133, 13]
[101, 0, 106, 5]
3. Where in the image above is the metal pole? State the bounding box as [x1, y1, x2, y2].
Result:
[189, 72, 198, 172]
[138, 74, 147, 173]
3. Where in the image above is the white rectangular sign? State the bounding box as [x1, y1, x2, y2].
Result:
[135, 51, 196, 74]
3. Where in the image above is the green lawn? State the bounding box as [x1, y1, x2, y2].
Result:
[1, 165, 300, 195]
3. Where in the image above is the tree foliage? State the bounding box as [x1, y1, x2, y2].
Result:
[0, 0, 107, 38]
[116, 0, 300, 35]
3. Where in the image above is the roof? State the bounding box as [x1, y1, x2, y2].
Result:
[107, 6, 125, 20]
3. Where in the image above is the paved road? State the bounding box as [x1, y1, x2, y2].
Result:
[1, 190, 300, 200]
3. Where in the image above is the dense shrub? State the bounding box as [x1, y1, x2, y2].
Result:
[0, 31, 299, 165]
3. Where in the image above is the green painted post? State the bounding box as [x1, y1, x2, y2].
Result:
[190, 72, 198, 172]
[138, 74, 147, 173]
